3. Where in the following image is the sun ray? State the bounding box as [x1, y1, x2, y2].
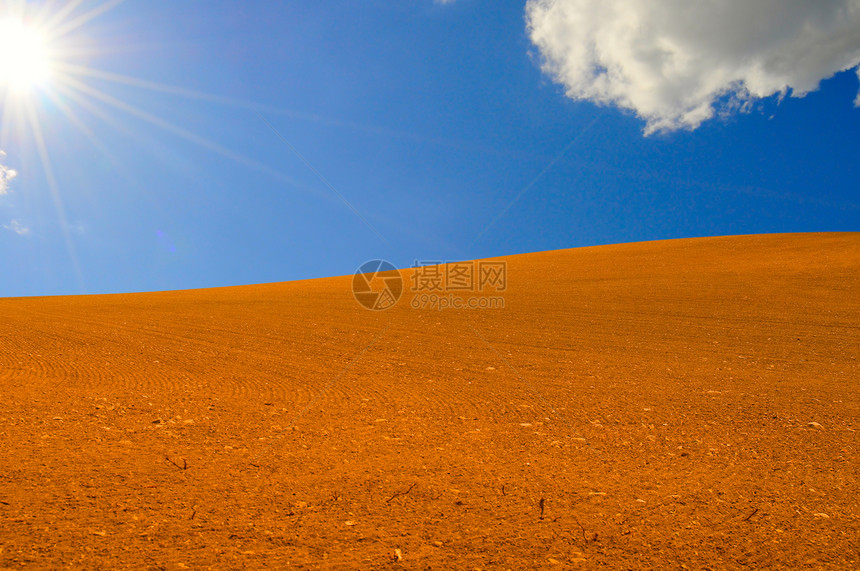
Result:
[56, 61, 415, 138]
[41, 84, 189, 220]
[50, 80, 225, 212]
[0, 0, 27, 19]
[40, 0, 87, 33]
[56, 79, 258, 196]
[46, 0, 125, 40]
[55, 78, 242, 191]
[60, 73, 257, 159]
[0, 95, 17, 148]
[57, 72, 323, 196]
[23, 98, 86, 293]
[56, 61, 314, 121]
[52, 81, 146, 144]
[54, 61, 488, 160]
[56, 62, 250, 106]
[41, 85, 121, 171]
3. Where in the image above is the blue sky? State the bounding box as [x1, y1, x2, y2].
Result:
[1, 0, 858, 297]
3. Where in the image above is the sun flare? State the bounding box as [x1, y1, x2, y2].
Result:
[0, 18, 52, 93]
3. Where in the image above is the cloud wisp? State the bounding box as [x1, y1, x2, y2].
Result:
[3, 219, 30, 236]
[526, 0, 860, 133]
[0, 150, 18, 195]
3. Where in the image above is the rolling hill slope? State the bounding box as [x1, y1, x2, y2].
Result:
[0, 233, 857, 569]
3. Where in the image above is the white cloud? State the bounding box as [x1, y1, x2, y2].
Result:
[3, 220, 30, 236]
[0, 150, 18, 195]
[526, 0, 860, 133]
[856, 68, 860, 106]
[435, 0, 456, 4]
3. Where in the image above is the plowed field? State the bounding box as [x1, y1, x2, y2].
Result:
[0, 233, 857, 569]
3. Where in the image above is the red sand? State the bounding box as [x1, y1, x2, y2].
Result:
[0, 233, 857, 569]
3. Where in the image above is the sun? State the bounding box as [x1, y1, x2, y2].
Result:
[0, 17, 52, 93]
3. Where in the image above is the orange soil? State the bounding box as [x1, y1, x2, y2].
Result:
[0, 233, 857, 569]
